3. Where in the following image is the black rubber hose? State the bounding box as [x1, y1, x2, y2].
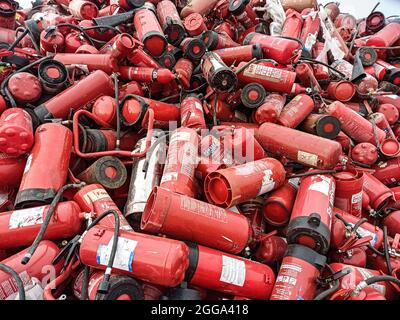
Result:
[362, 275, 400, 287]
[81, 209, 120, 299]
[314, 280, 340, 300]
[80, 265, 91, 300]
[288, 170, 337, 179]
[0, 264, 26, 300]
[82, 25, 122, 34]
[21, 182, 86, 265]
[8, 28, 29, 51]
[299, 58, 348, 80]
[383, 226, 393, 275]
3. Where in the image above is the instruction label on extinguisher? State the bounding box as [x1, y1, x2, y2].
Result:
[96, 237, 138, 272]
[9, 206, 45, 229]
[297, 150, 318, 167]
[219, 255, 246, 287]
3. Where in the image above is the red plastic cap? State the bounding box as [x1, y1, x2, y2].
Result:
[122, 98, 141, 125]
[8, 72, 42, 103]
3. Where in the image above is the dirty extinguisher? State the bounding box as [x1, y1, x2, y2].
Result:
[15, 123, 72, 209]
[270, 244, 326, 300]
[79, 225, 190, 287]
[180, 95, 207, 129]
[185, 243, 275, 300]
[141, 186, 252, 254]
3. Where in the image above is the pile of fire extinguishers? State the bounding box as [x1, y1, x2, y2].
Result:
[0, 0, 399, 301]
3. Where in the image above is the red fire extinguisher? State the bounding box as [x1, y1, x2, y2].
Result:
[300, 113, 341, 139]
[141, 186, 252, 254]
[99, 34, 136, 60]
[186, 243, 275, 300]
[243, 32, 301, 65]
[202, 30, 240, 50]
[53, 54, 119, 75]
[365, 59, 400, 85]
[128, 47, 162, 69]
[40, 29, 65, 54]
[270, 244, 326, 300]
[212, 44, 263, 66]
[237, 62, 306, 95]
[68, 0, 98, 20]
[33, 70, 114, 123]
[362, 172, 394, 211]
[180, 95, 207, 129]
[204, 157, 286, 208]
[160, 127, 199, 198]
[281, 9, 304, 38]
[0, 108, 34, 157]
[156, 0, 186, 46]
[183, 12, 207, 36]
[79, 225, 190, 287]
[256, 123, 343, 170]
[325, 101, 386, 146]
[277, 94, 315, 128]
[118, 66, 176, 84]
[0, 201, 84, 249]
[15, 123, 72, 209]
[263, 180, 298, 227]
[252, 93, 286, 124]
[73, 184, 132, 231]
[287, 172, 335, 254]
[0, 240, 62, 300]
[373, 158, 400, 187]
[255, 235, 287, 266]
[228, 0, 258, 29]
[133, 3, 167, 58]
[333, 169, 364, 218]
[72, 269, 144, 300]
[299, 8, 320, 52]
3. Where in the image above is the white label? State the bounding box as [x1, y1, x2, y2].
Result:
[297, 150, 318, 167]
[219, 255, 246, 287]
[23, 154, 33, 174]
[83, 188, 110, 204]
[170, 131, 191, 143]
[194, 101, 203, 112]
[288, 177, 300, 189]
[351, 191, 363, 204]
[309, 176, 331, 196]
[259, 169, 276, 195]
[9, 206, 45, 229]
[160, 171, 178, 184]
[96, 236, 138, 272]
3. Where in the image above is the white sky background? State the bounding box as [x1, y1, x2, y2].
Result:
[15, 0, 400, 18]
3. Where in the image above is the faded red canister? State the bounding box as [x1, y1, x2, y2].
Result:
[252, 93, 286, 124]
[53, 54, 118, 75]
[333, 170, 363, 218]
[7, 72, 42, 104]
[156, 0, 186, 46]
[243, 32, 301, 65]
[326, 81, 356, 102]
[40, 29, 65, 54]
[180, 95, 206, 129]
[68, 0, 98, 20]
[34, 70, 114, 123]
[351, 143, 379, 166]
[287, 173, 335, 254]
[15, 124, 72, 209]
[277, 94, 314, 128]
[134, 4, 167, 57]
[256, 123, 343, 170]
[373, 158, 400, 186]
[174, 58, 193, 89]
[160, 128, 199, 197]
[377, 104, 399, 125]
[186, 243, 275, 300]
[73, 184, 132, 231]
[281, 8, 303, 38]
[0, 108, 34, 157]
[331, 208, 384, 250]
[363, 172, 394, 210]
[270, 244, 326, 300]
[263, 180, 298, 227]
[79, 225, 189, 287]
[204, 157, 286, 208]
[300, 113, 341, 139]
[0, 0, 16, 30]
[141, 186, 252, 254]
[326, 101, 386, 146]
[183, 12, 207, 36]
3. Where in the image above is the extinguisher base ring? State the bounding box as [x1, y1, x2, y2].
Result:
[287, 216, 331, 255]
[14, 188, 57, 209]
